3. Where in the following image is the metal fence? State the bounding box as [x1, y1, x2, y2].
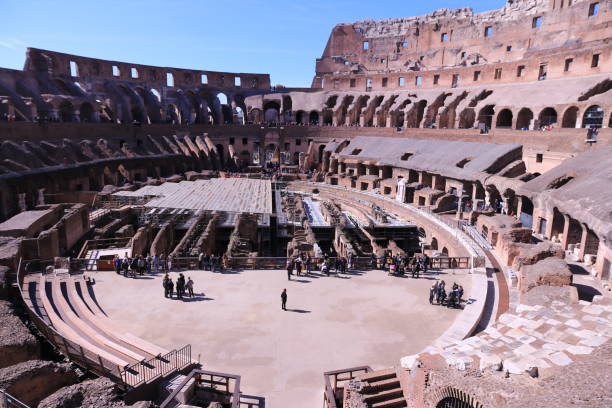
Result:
[160, 369, 241, 408]
[121, 345, 192, 388]
[0, 389, 31, 408]
[323, 366, 372, 408]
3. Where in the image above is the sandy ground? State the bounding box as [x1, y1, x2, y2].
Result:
[94, 267, 471, 407]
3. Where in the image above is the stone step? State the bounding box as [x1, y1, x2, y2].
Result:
[363, 388, 404, 403]
[367, 377, 401, 392]
[371, 396, 407, 408]
[359, 368, 396, 383]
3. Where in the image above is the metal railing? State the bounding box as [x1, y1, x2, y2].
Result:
[160, 369, 241, 408]
[121, 345, 192, 388]
[0, 389, 31, 408]
[323, 366, 372, 408]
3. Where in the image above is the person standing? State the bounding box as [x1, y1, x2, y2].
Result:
[198, 252, 204, 270]
[114, 256, 121, 274]
[186, 276, 194, 297]
[429, 283, 436, 304]
[176, 273, 185, 299]
[281, 289, 287, 311]
[305, 254, 311, 274]
[286, 259, 293, 281]
[210, 254, 217, 272]
[163, 274, 170, 298]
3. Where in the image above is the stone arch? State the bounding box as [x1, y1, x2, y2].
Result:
[239, 150, 251, 166]
[477, 105, 495, 129]
[263, 100, 280, 123]
[282, 95, 292, 113]
[322, 109, 333, 125]
[131, 105, 145, 123]
[318, 145, 326, 163]
[495, 108, 513, 128]
[103, 166, 114, 185]
[79, 102, 95, 122]
[515, 108, 533, 130]
[309, 111, 320, 125]
[59, 99, 77, 122]
[166, 104, 180, 124]
[248, 107, 262, 124]
[430, 237, 438, 250]
[442, 247, 449, 256]
[458, 108, 475, 128]
[561, 106, 579, 128]
[538, 107, 558, 127]
[134, 87, 161, 123]
[582, 105, 604, 128]
[215, 144, 225, 166]
[405, 100, 427, 128]
[296, 110, 306, 124]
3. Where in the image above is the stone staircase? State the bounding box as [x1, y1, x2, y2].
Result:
[356, 368, 406, 408]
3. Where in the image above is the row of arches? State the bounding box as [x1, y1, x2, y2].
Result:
[475, 104, 608, 130]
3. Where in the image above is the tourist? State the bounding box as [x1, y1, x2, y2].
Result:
[210, 254, 217, 272]
[152, 254, 159, 273]
[286, 259, 293, 280]
[281, 288, 287, 311]
[412, 261, 421, 279]
[113, 256, 121, 274]
[160, 253, 166, 272]
[138, 256, 145, 276]
[122, 256, 130, 277]
[305, 254, 312, 274]
[146, 255, 152, 274]
[198, 251, 204, 270]
[176, 273, 185, 299]
[167, 255, 173, 272]
[422, 254, 430, 274]
[186, 276, 194, 297]
[295, 258, 302, 276]
[203, 253, 210, 270]
[130, 257, 138, 277]
[429, 283, 437, 304]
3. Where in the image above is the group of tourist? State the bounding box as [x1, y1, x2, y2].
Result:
[320, 254, 354, 276]
[375, 253, 430, 278]
[197, 252, 228, 272]
[285, 253, 313, 279]
[162, 272, 195, 300]
[428, 281, 464, 308]
[113, 253, 175, 277]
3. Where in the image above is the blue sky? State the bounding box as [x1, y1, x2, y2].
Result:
[0, 0, 505, 87]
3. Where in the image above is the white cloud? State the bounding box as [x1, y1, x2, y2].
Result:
[0, 39, 25, 50]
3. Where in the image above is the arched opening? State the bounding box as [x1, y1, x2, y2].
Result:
[515, 108, 533, 130]
[430, 237, 439, 250]
[296, 110, 306, 125]
[562, 106, 579, 128]
[248, 108, 262, 124]
[103, 166, 114, 185]
[263, 101, 280, 124]
[323, 110, 333, 125]
[406, 100, 427, 128]
[318, 145, 326, 163]
[131, 105, 144, 123]
[234, 106, 245, 124]
[477, 105, 495, 129]
[79, 102, 94, 122]
[309, 111, 320, 125]
[166, 104, 179, 124]
[538, 107, 557, 127]
[519, 196, 534, 228]
[582, 105, 604, 128]
[215, 144, 225, 167]
[217, 92, 228, 105]
[458, 108, 475, 128]
[436, 397, 475, 408]
[293, 151, 300, 165]
[150, 88, 161, 103]
[495, 109, 513, 128]
[441, 247, 449, 256]
[59, 100, 76, 122]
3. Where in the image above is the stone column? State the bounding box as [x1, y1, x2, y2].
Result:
[456, 187, 464, 220]
[37, 189, 45, 206]
[484, 190, 491, 209]
[578, 223, 589, 262]
[515, 196, 523, 221]
[561, 214, 571, 250]
[18, 193, 27, 212]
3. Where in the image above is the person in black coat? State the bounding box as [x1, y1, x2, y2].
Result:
[281, 289, 287, 311]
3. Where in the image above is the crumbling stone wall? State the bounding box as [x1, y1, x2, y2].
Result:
[0, 300, 40, 368]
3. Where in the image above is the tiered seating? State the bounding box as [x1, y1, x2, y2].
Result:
[21, 271, 193, 388]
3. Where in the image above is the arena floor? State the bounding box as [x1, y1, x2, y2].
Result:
[94, 267, 472, 407]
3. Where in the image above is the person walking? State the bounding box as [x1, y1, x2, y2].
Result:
[210, 254, 217, 272]
[281, 289, 287, 311]
[114, 256, 121, 274]
[186, 276, 194, 297]
[305, 254, 311, 274]
[163, 274, 170, 298]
